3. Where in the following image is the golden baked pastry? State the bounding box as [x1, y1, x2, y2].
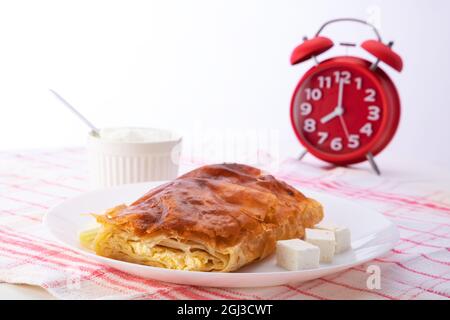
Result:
[80, 163, 323, 272]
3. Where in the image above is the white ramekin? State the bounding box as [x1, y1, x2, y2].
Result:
[87, 127, 182, 188]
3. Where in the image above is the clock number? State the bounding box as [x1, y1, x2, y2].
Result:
[360, 123, 373, 137]
[300, 102, 313, 116]
[318, 131, 329, 144]
[364, 89, 376, 102]
[303, 118, 316, 133]
[330, 137, 343, 151]
[305, 88, 322, 101]
[348, 134, 360, 149]
[368, 106, 381, 121]
[354, 77, 363, 90]
[318, 76, 332, 89]
[334, 71, 351, 84]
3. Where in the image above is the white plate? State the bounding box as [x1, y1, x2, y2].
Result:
[44, 181, 398, 288]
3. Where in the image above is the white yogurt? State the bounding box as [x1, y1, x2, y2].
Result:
[87, 127, 182, 188]
[98, 127, 176, 144]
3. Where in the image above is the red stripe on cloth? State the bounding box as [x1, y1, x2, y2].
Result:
[375, 258, 450, 281]
[128, 280, 253, 300]
[0, 182, 68, 200]
[140, 282, 263, 300]
[300, 269, 357, 295]
[0, 194, 49, 209]
[382, 211, 450, 228]
[319, 278, 397, 300]
[392, 249, 450, 266]
[420, 254, 450, 266]
[0, 209, 42, 222]
[133, 285, 207, 300]
[266, 270, 343, 299]
[319, 181, 362, 197]
[217, 288, 263, 300]
[47, 274, 176, 300]
[132, 285, 208, 300]
[7, 174, 86, 193]
[405, 273, 447, 300]
[399, 238, 450, 251]
[42, 268, 170, 299]
[38, 179, 86, 192]
[391, 249, 450, 267]
[193, 287, 243, 300]
[329, 181, 450, 213]
[130, 289, 179, 300]
[158, 290, 180, 300]
[426, 279, 450, 299]
[283, 285, 327, 300]
[13, 154, 71, 169]
[175, 287, 215, 300]
[397, 225, 450, 240]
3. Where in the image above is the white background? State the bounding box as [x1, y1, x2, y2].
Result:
[1, 0, 449, 168]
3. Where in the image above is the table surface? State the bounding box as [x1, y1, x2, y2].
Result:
[1, 148, 449, 300]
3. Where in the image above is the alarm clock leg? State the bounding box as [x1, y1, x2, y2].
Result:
[298, 150, 308, 161]
[366, 152, 381, 175]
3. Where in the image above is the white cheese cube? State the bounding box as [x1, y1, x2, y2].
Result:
[276, 239, 320, 271]
[315, 223, 351, 253]
[305, 228, 335, 263]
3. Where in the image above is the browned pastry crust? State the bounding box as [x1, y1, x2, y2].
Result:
[89, 163, 323, 272]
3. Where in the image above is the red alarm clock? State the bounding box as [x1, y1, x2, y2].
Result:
[290, 18, 403, 174]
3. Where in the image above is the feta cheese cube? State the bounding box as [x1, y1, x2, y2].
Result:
[276, 239, 320, 271]
[305, 228, 335, 263]
[315, 223, 351, 253]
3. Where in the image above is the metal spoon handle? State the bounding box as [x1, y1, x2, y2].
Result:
[49, 89, 100, 136]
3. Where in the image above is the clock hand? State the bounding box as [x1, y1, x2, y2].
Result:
[337, 78, 345, 108]
[336, 79, 351, 139]
[320, 109, 339, 124]
[338, 114, 350, 138]
[320, 80, 346, 124]
[320, 105, 343, 124]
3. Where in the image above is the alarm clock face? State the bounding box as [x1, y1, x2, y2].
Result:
[291, 57, 400, 165]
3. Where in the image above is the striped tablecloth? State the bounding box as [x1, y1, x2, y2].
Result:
[0, 148, 449, 300]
